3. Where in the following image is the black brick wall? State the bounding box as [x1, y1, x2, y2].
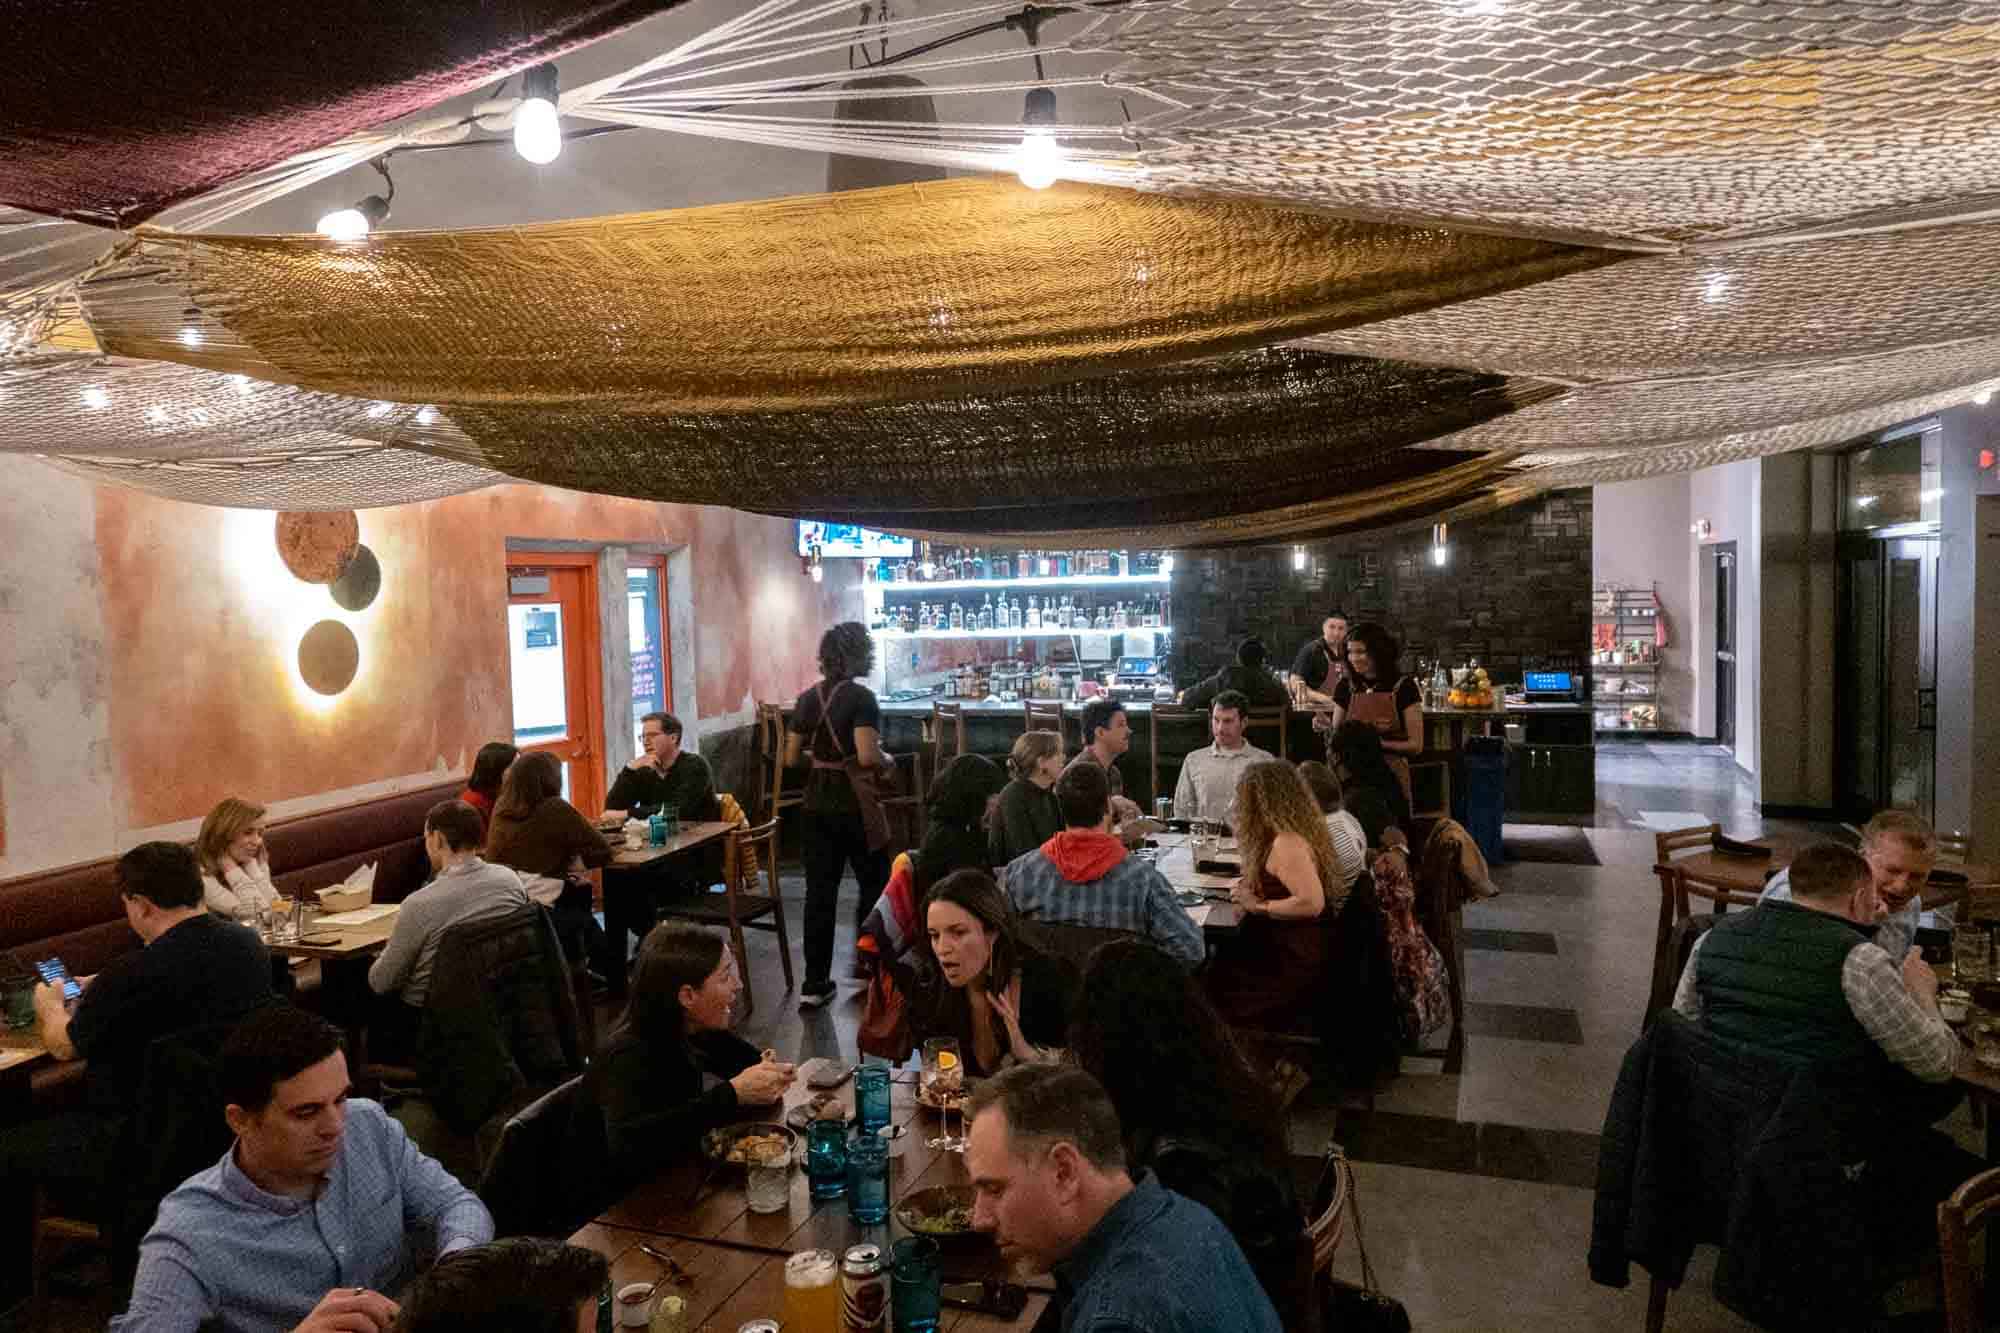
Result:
[1166, 490, 1592, 688]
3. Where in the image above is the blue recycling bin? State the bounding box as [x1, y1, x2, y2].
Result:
[1461, 738, 1507, 865]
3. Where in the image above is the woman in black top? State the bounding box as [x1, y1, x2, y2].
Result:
[590, 924, 796, 1181]
[917, 754, 1008, 884]
[1328, 622, 1423, 806]
[908, 870, 1076, 1077]
[1329, 720, 1412, 847]
[784, 622, 894, 1008]
[990, 731, 1064, 866]
[1069, 938, 1315, 1331]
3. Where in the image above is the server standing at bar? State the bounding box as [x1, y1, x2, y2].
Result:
[786, 622, 894, 1009]
[1287, 611, 1350, 705]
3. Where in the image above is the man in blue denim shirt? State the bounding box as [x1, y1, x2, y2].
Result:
[966, 1064, 1280, 1333]
[112, 1004, 492, 1333]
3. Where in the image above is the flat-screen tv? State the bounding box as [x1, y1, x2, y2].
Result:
[796, 521, 914, 559]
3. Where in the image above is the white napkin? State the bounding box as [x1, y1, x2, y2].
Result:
[344, 862, 377, 891]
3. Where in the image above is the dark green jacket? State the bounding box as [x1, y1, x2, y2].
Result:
[1694, 900, 1883, 1077]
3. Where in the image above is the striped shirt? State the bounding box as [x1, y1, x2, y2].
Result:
[1003, 844, 1206, 968]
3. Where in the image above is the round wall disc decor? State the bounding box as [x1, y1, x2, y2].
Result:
[297, 620, 359, 695]
[329, 543, 381, 611]
[276, 510, 359, 583]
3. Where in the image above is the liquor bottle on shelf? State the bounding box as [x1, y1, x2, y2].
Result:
[973, 551, 987, 580]
[1073, 598, 1090, 630]
[977, 595, 994, 631]
[1026, 596, 1041, 629]
[1090, 602, 1106, 630]
[948, 601, 964, 630]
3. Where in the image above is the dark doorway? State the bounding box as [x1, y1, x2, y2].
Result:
[1712, 543, 1737, 751]
[1836, 534, 1938, 822]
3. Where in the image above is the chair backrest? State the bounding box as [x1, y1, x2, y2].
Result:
[1149, 706, 1209, 811]
[1408, 758, 1452, 823]
[1024, 702, 1067, 749]
[1940, 1167, 2000, 1333]
[118, 1011, 267, 1247]
[931, 702, 965, 766]
[479, 1073, 608, 1238]
[1017, 920, 1140, 972]
[731, 818, 781, 899]
[1644, 913, 1717, 1026]
[1654, 824, 1720, 865]
[1306, 1152, 1349, 1276]
[1937, 831, 1973, 865]
[1244, 706, 1288, 762]
[419, 904, 585, 1135]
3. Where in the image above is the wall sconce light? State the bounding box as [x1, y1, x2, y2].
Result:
[1292, 544, 1308, 573]
[1689, 518, 1713, 540]
[1430, 522, 1450, 568]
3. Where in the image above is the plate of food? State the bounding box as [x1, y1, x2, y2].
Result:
[895, 1186, 980, 1245]
[784, 1090, 853, 1131]
[701, 1123, 797, 1167]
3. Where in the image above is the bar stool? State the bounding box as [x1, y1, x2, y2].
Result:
[1024, 700, 1068, 750]
[1149, 706, 1207, 813]
[1244, 705, 1288, 761]
[755, 702, 805, 826]
[930, 701, 966, 777]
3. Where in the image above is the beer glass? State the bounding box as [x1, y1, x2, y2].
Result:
[782, 1250, 841, 1333]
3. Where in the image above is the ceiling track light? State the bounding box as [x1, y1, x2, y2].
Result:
[317, 157, 395, 240]
[515, 63, 563, 165]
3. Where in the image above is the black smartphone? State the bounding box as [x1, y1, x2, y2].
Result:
[941, 1281, 1027, 1318]
[34, 957, 82, 1006]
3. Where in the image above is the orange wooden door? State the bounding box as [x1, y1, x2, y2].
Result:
[506, 557, 606, 817]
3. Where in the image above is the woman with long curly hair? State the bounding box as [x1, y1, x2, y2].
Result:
[1070, 939, 1314, 1330]
[1205, 759, 1344, 1026]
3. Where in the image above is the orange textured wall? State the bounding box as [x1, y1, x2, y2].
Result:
[94, 484, 854, 828]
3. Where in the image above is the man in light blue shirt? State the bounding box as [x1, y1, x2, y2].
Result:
[112, 1004, 492, 1333]
[1760, 810, 1945, 960]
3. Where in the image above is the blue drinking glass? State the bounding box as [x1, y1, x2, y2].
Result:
[805, 1120, 849, 1202]
[856, 1062, 892, 1134]
[846, 1135, 889, 1225]
[891, 1236, 941, 1333]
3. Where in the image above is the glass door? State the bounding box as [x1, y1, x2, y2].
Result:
[626, 556, 672, 755]
[507, 559, 606, 817]
[1713, 545, 1736, 751]
[1835, 534, 1938, 821]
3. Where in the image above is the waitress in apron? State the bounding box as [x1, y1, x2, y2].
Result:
[1328, 621, 1424, 807]
[785, 621, 894, 1009]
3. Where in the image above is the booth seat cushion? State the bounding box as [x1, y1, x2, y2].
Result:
[1, 780, 463, 980]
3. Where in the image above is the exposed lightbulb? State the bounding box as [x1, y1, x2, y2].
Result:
[81, 387, 109, 409]
[1016, 128, 1062, 190]
[317, 207, 371, 241]
[1160, 554, 1176, 575]
[810, 561, 825, 584]
[1292, 545, 1308, 572]
[514, 98, 562, 164]
[1976, 388, 1994, 407]
[415, 406, 437, 426]
[1431, 545, 1449, 568]
[514, 64, 563, 164]
[178, 326, 204, 349]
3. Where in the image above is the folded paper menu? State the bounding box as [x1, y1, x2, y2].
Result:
[314, 904, 399, 927]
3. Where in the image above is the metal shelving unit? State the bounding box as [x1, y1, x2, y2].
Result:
[1593, 584, 1668, 733]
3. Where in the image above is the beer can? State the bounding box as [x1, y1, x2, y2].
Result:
[841, 1243, 889, 1330]
[736, 1323, 781, 1333]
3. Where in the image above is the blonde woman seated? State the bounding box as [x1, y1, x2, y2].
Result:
[1205, 761, 1348, 1027]
[197, 798, 277, 925]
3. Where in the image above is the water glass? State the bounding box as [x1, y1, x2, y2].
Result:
[1956, 924, 1993, 985]
[746, 1151, 791, 1214]
[805, 1120, 849, 1201]
[891, 1237, 941, 1333]
[855, 1062, 892, 1134]
[846, 1135, 889, 1225]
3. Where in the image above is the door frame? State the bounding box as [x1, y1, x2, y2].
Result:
[506, 552, 607, 818]
[1710, 541, 1738, 751]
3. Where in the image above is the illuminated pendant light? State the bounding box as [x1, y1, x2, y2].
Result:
[317, 158, 393, 240]
[1015, 87, 1062, 190]
[1431, 522, 1451, 568]
[514, 63, 564, 165]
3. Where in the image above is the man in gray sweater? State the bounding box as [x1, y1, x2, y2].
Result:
[368, 801, 531, 1039]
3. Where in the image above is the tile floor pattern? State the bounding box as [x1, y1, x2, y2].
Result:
[31, 742, 1954, 1331]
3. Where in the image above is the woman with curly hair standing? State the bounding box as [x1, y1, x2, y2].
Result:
[1205, 759, 1345, 1027]
[784, 621, 894, 1008]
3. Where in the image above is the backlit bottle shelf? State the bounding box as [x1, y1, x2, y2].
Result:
[871, 572, 1171, 593]
[877, 626, 1173, 639]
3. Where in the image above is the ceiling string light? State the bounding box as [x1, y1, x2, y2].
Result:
[514, 64, 564, 165]
[315, 157, 394, 240]
[1011, 6, 1062, 190]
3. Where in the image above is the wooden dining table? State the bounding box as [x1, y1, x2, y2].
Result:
[1668, 835, 1999, 905]
[1147, 831, 1242, 933]
[264, 902, 402, 961]
[607, 819, 738, 869]
[571, 1063, 1046, 1330]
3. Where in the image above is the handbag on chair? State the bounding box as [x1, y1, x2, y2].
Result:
[857, 964, 912, 1063]
[1317, 1146, 1412, 1332]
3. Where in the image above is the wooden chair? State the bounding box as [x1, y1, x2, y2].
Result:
[1938, 831, 1973, 865]
[1939, 1165, 2000, 1333]
[1024, 701, 1069, 749]
[655, 818, 793, 1014]
[755, 702, 805, 826]
[930, 701, 966, 777]
[1244, 705, 1288, 762]
[1654, 823, 1721, 868]
[1150, 705, 1208, 814]
[1307, 1151, 1351, 1280]
[1409, 758, 1452, 823]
